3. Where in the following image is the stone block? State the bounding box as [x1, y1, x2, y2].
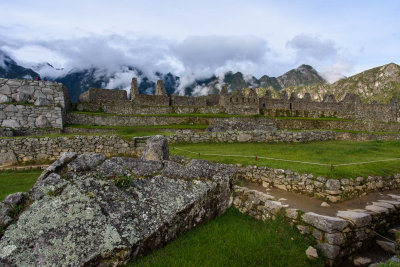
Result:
[337, 210, 372, 227]
[302, 212, 349, 233]
[0, 152, 17, 166]
[316, 241, 340, 259]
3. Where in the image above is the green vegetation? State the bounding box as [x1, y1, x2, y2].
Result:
[114, 174, 133, 188]
[0, 170, 41, 201]
[130, 207, 322, 267]
[171, 140, 400, 179]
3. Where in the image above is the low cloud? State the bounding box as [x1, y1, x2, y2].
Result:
[287, 33, 337, 62]
[0, 32, 352, 93]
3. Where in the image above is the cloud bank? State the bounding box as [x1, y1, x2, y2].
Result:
[0, 32, 356, 94]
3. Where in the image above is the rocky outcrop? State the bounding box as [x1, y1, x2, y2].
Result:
[0, 148, 236, 265]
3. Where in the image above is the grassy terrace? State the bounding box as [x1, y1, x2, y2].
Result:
[0, 170, 322, 266]
[0, 170, 42, 201]
[130, 208, 322, 267]
[171, 140, 400, 179]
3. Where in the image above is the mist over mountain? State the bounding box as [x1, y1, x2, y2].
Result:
[0, 51, 39, 80]
[0, 50, 331, 102]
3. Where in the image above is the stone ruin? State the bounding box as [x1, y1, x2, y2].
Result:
[77, 78, 400, 123]
[1, 77, 399, 131]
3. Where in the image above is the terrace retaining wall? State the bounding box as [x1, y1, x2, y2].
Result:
[236, 166, 400, 203]
[66, 112, 400, 133]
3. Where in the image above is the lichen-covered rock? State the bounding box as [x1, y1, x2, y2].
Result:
[141, 135, 169, 161]
[0, 151, 236, 266]
[67, 153, 107, 172]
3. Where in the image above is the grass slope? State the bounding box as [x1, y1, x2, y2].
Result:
[0, 170, 41, 201]
[171, 140, 400, 179]
[130, 207, 322, 267]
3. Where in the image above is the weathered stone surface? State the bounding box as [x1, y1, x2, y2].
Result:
[337, 210, 372, 228]
[0, 94, 10, 103]
[372, 201, 395, 211]
[67, 153, 107, 172]
[140, 135, 169, 161]
[365, 205, 389, 214]
[3, 192, 27, 209]
[207, 120, 276, 132]
[325, 179, 341, 191]
[1, 119, 20, 128]
[0, 152, 17, 167]
[37, 152, 77, 182]
[35, 115, 51, 128]
[97, 157, 163, 178]
[325, 232, 345, 245]
[316, 241, 340, 259]
[34, 97, 51, 106]
[302, 212, 349, 233]
[306, 246, 318, 259]
[0, 152, 236, 266]
[353, 257, 371, 266]
[376, 240, 396, 254]
[30, 173, 67, 200]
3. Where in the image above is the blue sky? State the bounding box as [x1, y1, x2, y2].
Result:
[0, 0, 399, 84]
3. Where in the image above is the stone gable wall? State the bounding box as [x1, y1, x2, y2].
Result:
[0, 78, 69, 129]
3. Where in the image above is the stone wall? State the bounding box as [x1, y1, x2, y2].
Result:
[236, 165, 400, 203]
[170, 95, 206, 107]
[0, 78, 69, 108]
[0, 104, 63, 129]
[79, 87, 127, 102]
[66, 112, 400, 133]
[168, 130, 337, 143]
[132, 94, 169, 106]
[0, 135, 147, 162]
[233, 185, 400, 263]
[0, 78, 70, 129]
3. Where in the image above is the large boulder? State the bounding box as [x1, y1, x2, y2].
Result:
[0, 152, 17, 167]
[0, 150, 237, 266]
[140, 135, 169, 161]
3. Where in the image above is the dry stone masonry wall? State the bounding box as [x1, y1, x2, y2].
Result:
[233, 186, 400, 264]
[0, 78, 70, 129]
[236, 165, 400, 203]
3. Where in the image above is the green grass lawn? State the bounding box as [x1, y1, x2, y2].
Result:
[0, 170, 41, 201]
[171, 140, 400, 179]
[129, 207, 322, 267]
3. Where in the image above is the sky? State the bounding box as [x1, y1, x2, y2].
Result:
[0, 0, 399, 87]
